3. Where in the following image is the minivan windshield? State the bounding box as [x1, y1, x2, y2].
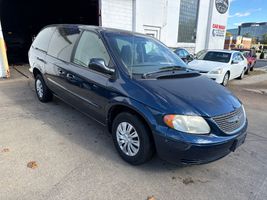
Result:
[104, 32, 187, 77]
[198, 51, 231, 63]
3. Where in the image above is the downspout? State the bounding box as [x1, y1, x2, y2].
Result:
[98, 0, 102, 26]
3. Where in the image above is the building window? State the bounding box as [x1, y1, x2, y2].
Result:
[178, 0, 199, 43]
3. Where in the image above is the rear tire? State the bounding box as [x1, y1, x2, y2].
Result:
[35, 74, 53, 102]
[245, 65, 250, 75]
[238, 68, 245, 80]
[222, 72, 229, 86]
[112, 112, 154, 165]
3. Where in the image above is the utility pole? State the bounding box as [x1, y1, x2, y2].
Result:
[0, 20, 10, 78]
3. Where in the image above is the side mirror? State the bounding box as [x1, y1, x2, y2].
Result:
[231, 60, 239, 64]
[88, 58, 115, 75]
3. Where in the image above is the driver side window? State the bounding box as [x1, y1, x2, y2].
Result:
[182, 49, 190, 57]
[73, 31, 110, 68]
[232, 53, 239, 62]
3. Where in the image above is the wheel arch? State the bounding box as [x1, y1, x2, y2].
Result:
[33, 67, 42, 79]
[107, 102, 158, 147]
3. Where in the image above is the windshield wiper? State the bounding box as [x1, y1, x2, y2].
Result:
[142, 66, 186, 79]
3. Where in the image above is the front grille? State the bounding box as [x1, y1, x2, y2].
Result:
[213, 107, 246, 134]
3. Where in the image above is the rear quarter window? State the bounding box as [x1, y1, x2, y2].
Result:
[32, 27, 55, 52]
[47, 26, 81, 62]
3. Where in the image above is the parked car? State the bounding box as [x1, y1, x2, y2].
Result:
[29, 25, 247, 165]
[232, 48, 256, 73]
[188, 50, 248, 86]
[173, 48, 194, 63]
[195, 49, 207, 59]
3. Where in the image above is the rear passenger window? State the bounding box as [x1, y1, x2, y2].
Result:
[73, 31, 110, 68]
[176, 50, 184, 57]
[48, 26, 81, 62]
[183, 50, 190, 57]
[32, 27, 55, 52]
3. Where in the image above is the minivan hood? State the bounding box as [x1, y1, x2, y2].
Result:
[188, 60, 229, 72]
[136, 75, 241, 117]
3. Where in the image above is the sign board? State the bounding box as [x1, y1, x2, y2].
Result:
[206, 0, 229, 49]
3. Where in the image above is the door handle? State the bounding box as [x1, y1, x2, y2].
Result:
[66, 73, 75, 80]
[37, 57, 47, 64]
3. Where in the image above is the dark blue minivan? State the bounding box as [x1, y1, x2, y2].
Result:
[29, 25, 247, 165]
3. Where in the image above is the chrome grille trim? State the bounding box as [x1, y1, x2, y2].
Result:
[212, 107, 246, 134]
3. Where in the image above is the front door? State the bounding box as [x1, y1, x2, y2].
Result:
[231, 53, 243, 78]
[60, 30, 114, 124]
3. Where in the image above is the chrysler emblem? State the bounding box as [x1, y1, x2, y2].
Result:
[215, 0, 229, 14]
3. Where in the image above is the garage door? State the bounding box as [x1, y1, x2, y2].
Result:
[0, 0, 99, 64]
[101, 0, 133, 31]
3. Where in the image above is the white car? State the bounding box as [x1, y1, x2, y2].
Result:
[188, 50, 248, 86]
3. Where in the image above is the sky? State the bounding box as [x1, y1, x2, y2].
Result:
[227, 0, 267, 29]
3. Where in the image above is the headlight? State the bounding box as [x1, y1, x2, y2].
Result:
[209, 68, 223, 74]
[163, 115, 210, 134]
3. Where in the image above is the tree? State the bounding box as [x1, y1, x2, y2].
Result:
[226, 32, 232, 37]
[262, 33, 267, 44]
[251, 37, 258, 45]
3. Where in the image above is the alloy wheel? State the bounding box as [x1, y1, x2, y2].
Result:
[223, 73, 229, 86]
[36, 79, 44, 98]
[116, 122, 140, 156]
[240, 70, 245, 79]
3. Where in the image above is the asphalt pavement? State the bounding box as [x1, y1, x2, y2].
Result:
[0, 66, 267, 200]
[255, 59, 267, 68]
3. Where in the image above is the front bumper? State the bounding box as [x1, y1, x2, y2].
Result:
[200, 73, 224, 84]
[153, 120, 248, 165]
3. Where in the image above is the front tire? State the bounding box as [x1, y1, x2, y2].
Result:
[222, 72, 229, 86]
[112, 112, 154, 165]
[250, 63, 255, 71]
[35, 74, 53, 102]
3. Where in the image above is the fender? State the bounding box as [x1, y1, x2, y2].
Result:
[105, 96, 167, 138]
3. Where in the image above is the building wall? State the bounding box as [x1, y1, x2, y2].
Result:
[101, 0, 229, 53]
[224, 36, 232, 50]
[135, 0, 167, 38]
[194, 0, 212, 52]
[227, 28, 239, 37]
[101, 0, 133, 31]
[224, 36, 252, 50]
[239, 23, 267, 41]
[241, 38, 252, 49]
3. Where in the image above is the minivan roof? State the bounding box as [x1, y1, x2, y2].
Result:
[44, 24, 147, 37]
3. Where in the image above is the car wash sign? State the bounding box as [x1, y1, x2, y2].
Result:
[212, 24, 226, 37]
[206, 0, 229, 49]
